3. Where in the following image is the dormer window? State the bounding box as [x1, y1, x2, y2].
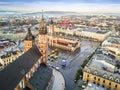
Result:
[115, 78, 119, 83]
[103, 73, 108, 78]
[94, 71, 97, 75]
[109, 76, 114, 80]
[87, 69, 90, 73]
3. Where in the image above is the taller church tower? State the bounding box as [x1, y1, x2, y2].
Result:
[38, 11, 48, 64]
[49, 18, 54, 35]
[48, 18, 54, 46]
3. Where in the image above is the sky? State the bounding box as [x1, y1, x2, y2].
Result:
[0, 0, 120, 13]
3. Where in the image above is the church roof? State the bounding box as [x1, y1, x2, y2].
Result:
[0, 45, 42, 90]
[29, 64, 52, 90]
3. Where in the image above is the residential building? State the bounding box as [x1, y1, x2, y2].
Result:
[0, 50, 23, 66]
[102, 36, 120, 60]
[83, 48, 120, 90]
[75, 28, 112, 41]
[102, 36, 120, 48]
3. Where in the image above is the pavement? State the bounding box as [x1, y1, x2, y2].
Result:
[52, 69, 65, 90]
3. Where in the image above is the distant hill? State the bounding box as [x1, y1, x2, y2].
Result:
[0, 10, 120, 16]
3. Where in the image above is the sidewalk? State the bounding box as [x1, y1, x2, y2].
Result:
[52, 69, 65, 90]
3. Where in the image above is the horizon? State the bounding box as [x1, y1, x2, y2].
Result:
[0, 0, 120, 13]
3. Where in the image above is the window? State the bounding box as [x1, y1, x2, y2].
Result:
[87, 74, 89, 77]
[102, 85, 104, 87]
[103, 73, 107, 78]
[98, 78, 100, 81]
[87, 79, 89, 82]
[94, 77, 96, 80]
[87, 69, 90, 73]
[109, 82, 111, 85]
[103, 80, 105, 83]
[115, 84, 118, 88]
[94, 71, 97, 75]
[115, 78, 119, 83]
[109, 76, 114, 80]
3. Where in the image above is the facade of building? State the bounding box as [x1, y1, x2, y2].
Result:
[0, 40, 15, 50]
[0, 28, 38, 41]
[75, 29, 112, 41]
[102, 36, 120, 48]
[48, 19, 81, 52]
[0, 50, 23, 66]
[0, 32, 26, 41]
[105, 47, 120, 60]
[83, 48, 120, 90]
[54, 27, 112, 41]
[102, 36, 120, 60]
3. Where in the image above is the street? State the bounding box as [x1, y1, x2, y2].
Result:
[48, 38, 99, 90]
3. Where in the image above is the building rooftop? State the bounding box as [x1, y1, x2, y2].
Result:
[29, 64, 52, 90]
[85, 82, 106, 90]
[105, 36, 120, 44]
[77, 27, 109, 34]
[24, 27, 35, 41]
[0, 45, 42, 90]
[84, 48, 120, 84]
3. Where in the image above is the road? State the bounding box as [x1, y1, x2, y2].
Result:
[48, 39, 99, 90]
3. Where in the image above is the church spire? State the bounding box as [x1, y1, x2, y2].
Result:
[24, 25, 35, 40]
[50, 18, 54, 25]
[41, 9, 44, 20]
[24, 24, 35, 52]
[39, 10, 47, 35]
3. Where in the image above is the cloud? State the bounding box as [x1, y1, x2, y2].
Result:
[0, 1, 120, 13]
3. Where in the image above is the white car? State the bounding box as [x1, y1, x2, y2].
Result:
[55, 67, 60, 71]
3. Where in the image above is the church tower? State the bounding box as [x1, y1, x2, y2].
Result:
[24, 26, 35, 52]
[49, 18, 54, 46]
[49, 18, 54, 35]
[38, 11, 48, 64]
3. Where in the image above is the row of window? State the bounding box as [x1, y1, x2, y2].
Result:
[87, 75, 118, 88]
[87, 71, 120, 83]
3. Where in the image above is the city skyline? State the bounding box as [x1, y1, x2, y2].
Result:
[0, 0, 120, 13]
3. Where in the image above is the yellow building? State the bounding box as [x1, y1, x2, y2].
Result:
[75, 29, 112, 41]
[54, 27, 112, 41]
[83, 49, 120, 90]
[0, 50, 23, 66]
[102, 36, 120, 60]
[105, 47, 120, 60]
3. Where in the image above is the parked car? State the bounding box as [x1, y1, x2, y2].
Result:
[55, 67, 60, 71]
